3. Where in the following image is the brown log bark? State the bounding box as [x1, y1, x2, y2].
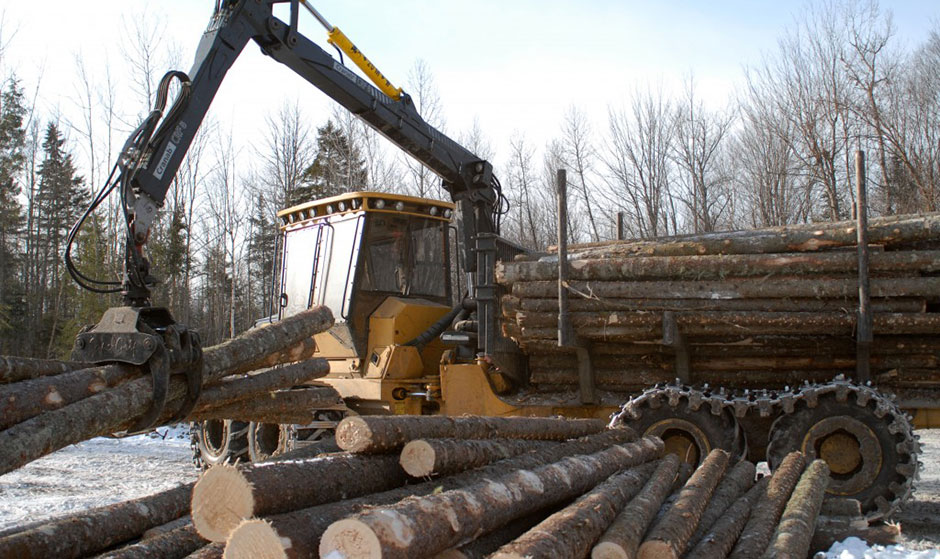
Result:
[0, 356, 91, 384]
[590, 455, 681, 559]
[638, 449, 731, 559]
[335, 415, 607, 454]
[318, 437, 663, 559]
[0, 482, 193, 559]
[189, 359, 330, 411]
[684, 476, 770, 559]
[810, 518, 899, 551]
[688, 461, 756, 548]
[223, 428, 640, 559]
[728, 452, 806, 559]
[399, 438, 554, 477]
[763, 459, 830, 559]
[491, 462, 658, 559]
[186, 385, 342, 424]
[97, 524, 207, 559]
[431, 507, 561, 559]
[142, 515, 192, 540]
[182, 543, 223, 559]
[498, 250, 940, 285]
[511, 296, 926, 314]
[191, 453, 409, 542]
[0, 306, 333, 475]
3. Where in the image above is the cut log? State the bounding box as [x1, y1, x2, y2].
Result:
[490, 462, 658, 559]
[810, 518, 900, 551]
[689, 460, 756, 548]
[0, 306, 333, 475]
[318, 437, 663, 559]
[728, 452, 806, 559]
[763, 459, 830, 559]
[684, 476, 770, 559]
[498, 250, 940, 284]
[335, 415, 607, 454]
[191, 453, 408, 542]
[0, 482, 193, 559]
[512, 296, 927, 315]
[182, 543, 223, 559]
[186, 385, 342, 424]
[638, 449, 731, 559]
[0, 356, 91, 384]
[399, 438, 554, 477]
[187, 359, 330, 411]
[431, 508, 558, 559]
[590, 455, 681, 559]
[96, 524, 207, 559]
[142, 515, 192, 540]
[224, 428, 640, 559]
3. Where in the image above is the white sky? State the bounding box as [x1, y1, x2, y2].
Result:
[1, 0, 938, 175]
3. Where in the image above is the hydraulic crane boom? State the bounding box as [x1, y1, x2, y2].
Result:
[77, 0, 503, 357]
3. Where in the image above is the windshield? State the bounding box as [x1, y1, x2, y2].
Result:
[360, 214, 449, 299]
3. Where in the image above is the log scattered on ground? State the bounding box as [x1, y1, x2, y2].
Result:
[224, 428, 640, 559]
[728, 452, 806, 559]
[399, 437, 554, 477]
[0, 482, 193, 559]
[335, 415, 607, 453]
[764, 459, 831, 559]
[688, 460, 757, 548]
[490, 461, 658, 559]
[638, 449, 731, 559]
[0, 355, 91, 384]
[318, 437, 663, 559]
[191, 453, 409, 542]
[589, 455, 681, 559]
[684, 476, 770, 559]
[97, 524, 206, 559]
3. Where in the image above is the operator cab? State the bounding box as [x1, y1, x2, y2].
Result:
[276, 192, 455, 365]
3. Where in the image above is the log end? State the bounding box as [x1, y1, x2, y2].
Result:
[591, 541, 629, 559]
[637, 540, 678, 559]
[320, 518, 383, 559]
[192, 464, 256, 543]
[399, 439, 436, 477]
[335, 416, 374, 453]
[224, 519, 288, 559]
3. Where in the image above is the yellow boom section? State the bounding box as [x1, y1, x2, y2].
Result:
[300, 1, 404, 101]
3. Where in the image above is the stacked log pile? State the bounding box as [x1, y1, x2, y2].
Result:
[0, 412, 897, 558]
[498, 213, 940, 391]
[0, 306, 337, 476]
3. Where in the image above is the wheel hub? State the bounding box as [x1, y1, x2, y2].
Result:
[644, 418, 710, 466]
[802, 415, 882, 495]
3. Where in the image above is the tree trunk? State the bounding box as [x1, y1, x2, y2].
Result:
[318, 438, 663, 559]
[188, 358, 330, 411]
[728, 452, 806, 559]
[689, 460, 756, 548]
[638, 449, 730, 559]
[491, 462, 657, 559]
[335, 415, 608, 454]
[224, 429, 641, 559]
[191, 454, 409, 542]
[0, 356, 91, 384]
[399, 438, 554, 477]
[763, 459, 830, 559]
[510, 296, 926, 314]
[684, 477, 770, 559]
[431, 509, 555, 559]
[141, 516, 192, 540]
[97, 524, 207, 559]
[182, 543, 223, 559]
[186, 385, 342, 425]
[0, 482, 193, 559]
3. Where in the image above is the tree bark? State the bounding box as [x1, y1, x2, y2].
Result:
[0, 356, 91, 384]
[97, 524, 207, 559]
[763, 459, 830, 559]
[0, 482, 193, 559]
[638, 449, 731, 559]
[188, 359, 330, 411]
[224, 428, 640, 559]
[318, 437, 663, 559]
[399, 438, 554, 477]
[335, 415, 608, 454]
[186, 385, 342, 424]
[511, 296, 926, 314]
[684, 476, 770, 559]
[491, 462, 658, 559]
[182, 543, 223, 559]
[191, 453, 408, 542]
[728, 452, 806, 559]
[590, 455, 681, 559]
[141, 516, 192, 540]
[0, 306, 333, 475]
[431, 508, 557, 559]
[689, 460, 756, 548]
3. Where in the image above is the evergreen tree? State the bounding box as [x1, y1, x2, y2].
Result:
[293, 120, 367, 205]
[0, 79, 28, 353]
[246, 192, 277, 319]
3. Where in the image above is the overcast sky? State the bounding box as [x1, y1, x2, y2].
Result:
[1, 1, 937, 173]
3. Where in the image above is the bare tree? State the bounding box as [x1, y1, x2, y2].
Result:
[402, 59, 445, 199]
[559, 106, 602, 242]
[504, 133, 554, 250]
[257, 100, 316, 209]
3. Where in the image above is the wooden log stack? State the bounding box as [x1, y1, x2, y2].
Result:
[497, 212, 940, 392]
[0, 306, 335, 475]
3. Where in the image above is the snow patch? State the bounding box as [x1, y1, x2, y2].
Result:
[822, 537, 940, 559]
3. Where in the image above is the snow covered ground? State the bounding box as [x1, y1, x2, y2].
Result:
[1, 425, 939, 558]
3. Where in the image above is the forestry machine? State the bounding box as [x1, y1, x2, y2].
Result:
[67, 0, 927, 519]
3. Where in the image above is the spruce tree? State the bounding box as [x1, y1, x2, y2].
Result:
[0, 79, 28, 353]
[293, 120, 367, 205]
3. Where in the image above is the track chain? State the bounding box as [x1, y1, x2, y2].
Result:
[609, 375, 921, 520]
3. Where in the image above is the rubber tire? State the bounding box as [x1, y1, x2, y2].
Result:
[247, 422, 289, 462]
[766, 395, 911, 517]
[628, 402, 745, 466]
[193, 419, 250, 469]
